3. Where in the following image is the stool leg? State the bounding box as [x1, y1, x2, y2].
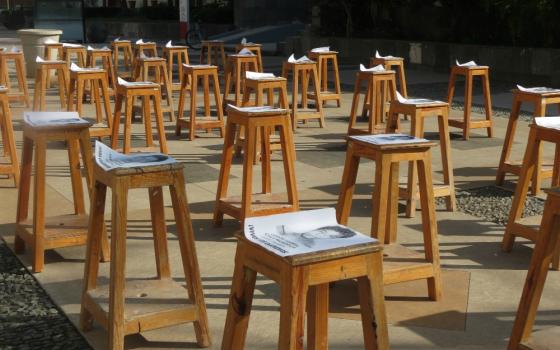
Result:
[333, 55, 341, 107]
[241, 123, 257, 221]
[261, 126, 272, 193]
[1, 98, 19, 186]
[17, 56, 30, 107]
[336, 143, 361, 225]
[386, 160, 400, 244]
[32, 138, 47, 273]
[496, 96, 522, 185]
[446, 72, 456, 106]
[417, 152, 442, 301]
[40, 69, 48, 111]
[175, 74, 188, 135]
[347, 77, 362, 134]
[80, 180, 107, 331]
[482, 73, 493, 138]
[15, 137, 33, 253]
[311, 65, 325, 128]
[406, 112, 420, 218]
[161, 66, 174, 122]
[189, 75, 198, 141]
[203, 75, 211, 118]
[108, 183, 128, 350]
[142, 95, 154, 148]
[76, 78, 85, 117]
[153, 91, 169, 154]
[307, 284, 329, 350]
[149, 186, 171, 279]
[371, 153, 391, 242]
[279, 118, 299, 209]
[279, 267, 309, 350]
[291, 69, 299, 130]
[92, 79, 103, 124]
[212, 70, 225, 137]
[530, 101, 547, 195]
[438, 109, 457, 212]
[213, 120, 237, 226]
[33, 68, 41, 111]
[463, 72, 473, 140]
[123, 94, 134, 153]
[222, 243, 257, 349]
[111, 94, 123, 149]
[100, 76, 113, 133]
[301, 69, 309, 109]
[57, 68, 67, 109]
[67, 137, 86, 215]
[358, 252, 389, 350]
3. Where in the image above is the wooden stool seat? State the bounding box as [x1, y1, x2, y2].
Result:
[308, 50, 342, 107]
[111, 80, 168, 154]
[282, 60, 325, 129]
[496, 88, 560, 195]
[222, 231, 389, 349]
[176, 64, 224, 140]
[80, 157, 210, 349]
[68, 66, 113, 138]
[223, 54, 260, 107]
[162, 44, 190, 92]
[200, 40, 225, 70]
[502, 122, 560, 269]
[33, 59, 69, 111]
[14, 112, 109, 273]
[62, 45, 87, 69]
[0, 50, 30, 106]
[111, 40, 133, 78]
[0, 87, 19, 186]
[134, 56, 174, 121]
[214, 106, 298, 225]
[386, 99, 456, 217]
[337, 136, 443, 300]
[235, 43, 263, 72]
[87, 47, 117, 95]
[447, 64, 493, 140]
[370, 55, 408, 97]
[348, 69, 397, 135]
[508, 187, 560, 349]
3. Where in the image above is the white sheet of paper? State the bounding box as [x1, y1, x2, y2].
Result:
[136, 38, 144, 44]
[245, 208, 376, 257]
[182, 63, 214, 69]
[35, 56, 44, 63]
[10, 46, 19, 53]
[535, 117, 560, 130]
[351, 133, 429, 145]
[396, 91, 441, 105]
[246, 71, 276, 80]
[166, 40, 172, 48]
[62, 43, 82, 48]
[45, 39, 56, 44]
[375, 50, 396, 59]
[516, 85, 560, 94]
[227, 104, 286, 114]
[241, 37, 247, 44]
[94, 141, 176, 171]
[87, 45, 94, 51]
[360, 63, 385, 72]
[114, 37, 120, 42]
[456, 59, 477, 67]
[288, 54, 312, 63]
[238, 48, 255, 56]
[24, 111, 89, 127]
[117, 77, 156, 87]
[311, 46, 330, 53]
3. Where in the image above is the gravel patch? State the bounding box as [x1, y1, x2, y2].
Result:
[0, 240, 91, 350]
[437, 185, 544, 226]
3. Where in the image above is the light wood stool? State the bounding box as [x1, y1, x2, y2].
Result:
[0, 51, 30, 106]
[446, 64, 493, 140]
[87, 47, 117, 95]
[163, 44, 189, 92]
[496, 88, 560, 195]
[111, 81, 168, 154]
[385, 100, 456, 217]
[0, 87, 19, 187]
[176, 64, 224, 140]
[348, 70, 397, 135]
[236, 76, 289, 162]
[132, 41, 158, 76]
[80, 161, 211, 350]
[213, 106, 298, 225]
[508, 187, 560, 350]
[14, 113, 109, 273]
[282, 60, 325, 130]
[222, 233, 389, 350]
[235, 43, 263, 72]
[62, 45, 87, 69]
[200, 40, 226, 70]
[33, 59, 69, 111]
[223, 54, 259, 107]
[502, 123, 560, 269]
[111, 40, 133, 78]
[43, 42, 63, 89]
[134, 57, 174, 121]
[337, 136, 443, 300]
[67, 67, 113, 139]
[370, 55, 408, 97]
[308, 50, 342, 107]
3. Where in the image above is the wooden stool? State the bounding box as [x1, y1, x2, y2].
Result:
[67, 66, 113, 139]
[14, 112, 109, 273]
[370, 55, 408, 97]
[0, 51, 30, 106]
[80, 160, 211, 350]
[111, 80, 168, 154]
[235, 43, 263, 72]
[502, 123, 560, 269]
[62, 45, 87, 69]
[446, 64, 493, 140]
[508, 187, 560, 350]
[134, 41, 158, 59]
[308, 50, 342, 107]
[236, 76, 289, 163]
[200, 40, 226, 70]
[162, 44, 189, 92]
[176, 64, 224, 140]
[222, 233, 389, 349]
[43, 42, 63, 89]
[33, 59, 69, 111]
[111, 40, 133, 78]
[213, 106, 298, 225]
[282, 60, 325, 130]
[223, 54, 259, 107]
[348, 70, 397, 135]
[386, 100, 456, 217]
[0, 87, 19, 187]
[496, 88, 560, 195]
[87, 47, 117, 95]
[134, 57, 174, 121]
[337, 136, 442, 300]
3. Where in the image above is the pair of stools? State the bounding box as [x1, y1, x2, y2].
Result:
[308, 49, 342, 107]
